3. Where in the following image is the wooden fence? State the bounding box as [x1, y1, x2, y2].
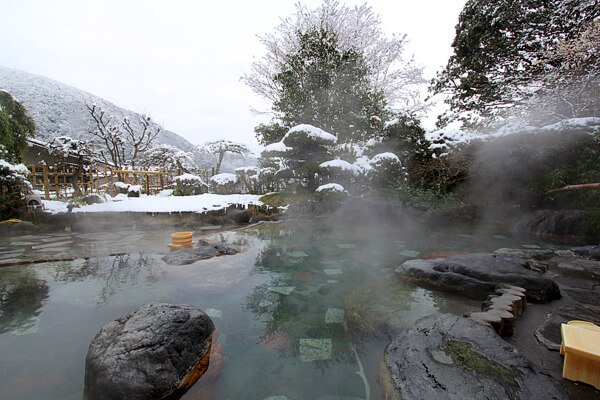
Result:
[29, 163, 210, 200]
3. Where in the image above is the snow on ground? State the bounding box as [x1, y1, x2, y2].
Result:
[42, 193, 263, 215]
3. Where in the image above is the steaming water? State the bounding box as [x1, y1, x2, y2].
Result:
[0, 222, 539, 399]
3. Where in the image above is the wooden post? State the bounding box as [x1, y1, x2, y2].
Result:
[88, 164, 93, 193]
[43, 165, 50, 199]
[124, 167, 129, 184]
[30, 164, 37, 187]
[54, 165, 60, 199]
[145, 174, 150, 194]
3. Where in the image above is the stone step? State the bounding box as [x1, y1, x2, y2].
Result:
[469, 285, 527, 337]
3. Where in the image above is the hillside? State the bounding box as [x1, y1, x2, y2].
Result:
[0, 66, 195, 152]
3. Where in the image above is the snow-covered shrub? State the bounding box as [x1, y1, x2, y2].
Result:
[173, 173, 208, 196]
[235, 166, 260, 194]
[315, 182, 348, 208]
[257, 167, 278, 193]
[0, 148, 31, 218]
[316, 183, 346, 193]
[210, 173, 239, 194]
[367, 152, 405, 190]
[127, 185, 142, 198]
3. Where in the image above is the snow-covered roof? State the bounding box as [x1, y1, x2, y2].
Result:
[282, 124, 338, 146]
[316, 183, 346, 193]
[210, 173, 238, 185]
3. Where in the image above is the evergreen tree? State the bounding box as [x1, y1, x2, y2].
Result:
[0, 90, 36, 163]
[433, 0, 600, 128]
[271, 28, 388, 143]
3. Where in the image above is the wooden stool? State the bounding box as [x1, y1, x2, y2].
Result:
[560, 321, 600, 389]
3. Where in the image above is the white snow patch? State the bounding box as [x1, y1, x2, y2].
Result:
[43, 193, 263, 214]
[174, 173, 206, 184]
[210, 173, 238, 185]
[262, 141, 292, 155]
[316, 183, 346, 193]
[284, 124, 337, 144]
[319, 159, 354, 171]
[370, 152, 400, 164]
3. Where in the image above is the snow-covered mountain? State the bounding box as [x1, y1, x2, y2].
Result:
[0, 66, 195, 152]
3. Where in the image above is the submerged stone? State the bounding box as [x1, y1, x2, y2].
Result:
[336, 244, 356, 249]
[521, 244, 542, 250]
[205, 308, 223, 318]
[323, 269, 342, 276]
[269, 286, 295, 296]
[399, 250, 420, 258]
[162, 241, 239, 265]
[287, 251, 309, 258]
[299, 338, 332, 362]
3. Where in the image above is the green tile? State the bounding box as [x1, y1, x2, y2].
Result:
[299, 338, 332, 362]
[325, 308, 345, 324]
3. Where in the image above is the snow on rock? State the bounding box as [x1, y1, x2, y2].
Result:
[174, 173, 206, 184]
[283, 124, 338, 146]
[42, 193, 263, 215]
[316, 183, 346, 193]
[210, 173, 238, 185]
[319, 159, 354, 171]
[114, 182, 129, 190]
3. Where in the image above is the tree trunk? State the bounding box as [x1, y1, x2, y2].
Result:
[548, 183, 600, 193]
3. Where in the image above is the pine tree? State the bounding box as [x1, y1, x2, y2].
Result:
[271, 28, 388, 143]
[433, 0, 600, 128]
[0, 91, 36, 163]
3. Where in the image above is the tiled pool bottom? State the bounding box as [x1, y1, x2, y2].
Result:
[0, 222, 532, 399]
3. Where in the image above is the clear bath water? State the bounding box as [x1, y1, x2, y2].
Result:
[0, 221, 542, 399]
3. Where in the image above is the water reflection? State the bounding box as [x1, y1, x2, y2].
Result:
[241, 222, 424, 398]
[0, 268, 49, 335]
[51, 253, 155, 304]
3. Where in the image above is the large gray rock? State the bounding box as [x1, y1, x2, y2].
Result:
[381, 313, 568, 400]
[396, 253, 560, 303]
[511, 209, 589, 242]
[84, 303, 215, 400]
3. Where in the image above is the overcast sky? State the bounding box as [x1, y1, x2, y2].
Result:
[0, 0, 465, 151]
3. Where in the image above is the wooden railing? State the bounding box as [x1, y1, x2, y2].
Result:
[28, 164, 210, 200]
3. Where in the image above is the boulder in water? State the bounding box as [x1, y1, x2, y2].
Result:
[84, 303, 215, 400]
